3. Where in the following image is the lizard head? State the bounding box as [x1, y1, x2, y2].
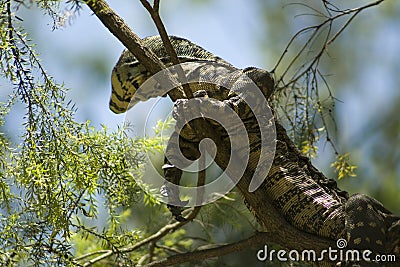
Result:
[109, 50, 152, 114]
[243, 67, 275, 100]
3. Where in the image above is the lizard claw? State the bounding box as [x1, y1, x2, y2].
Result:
[160, 181, 189, 221]
[168, 200, 189, 222]
[172, 99, 188, 120]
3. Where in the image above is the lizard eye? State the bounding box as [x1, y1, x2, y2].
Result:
[193, 90, 208, 98]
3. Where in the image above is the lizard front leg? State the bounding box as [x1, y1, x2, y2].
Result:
[161, 130, 201, 222]
[163, 76, 273, 221]
[161, 92, 209, 221]
[164, 92, 257, 218]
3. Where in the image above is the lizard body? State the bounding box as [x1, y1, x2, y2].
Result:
[110, 35, 399, 265]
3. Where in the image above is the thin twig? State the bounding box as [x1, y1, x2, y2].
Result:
[139, 0, 194, 99]
[137, 254, 150, 266]
[153, 0, 160, 12]
[82, 250, 113, 267]
[78, 202, 202, 265]
[292, 0, 387, 154]
[74, 250, 111, 261]
[84, 0, 185, 100]
[274, 0, 386, 88]
[326, 10, 360, 47]
[155, 244, 185, 254]
[143, 232, 269, 267]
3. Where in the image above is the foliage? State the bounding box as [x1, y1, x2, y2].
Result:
[331, 153, 357, 180]
[0, 1, 162, 265]
[259, 1, 387, 178]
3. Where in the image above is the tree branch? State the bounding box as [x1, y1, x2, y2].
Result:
[139, 0, 194, 99]
[143, 229, 334, 267]
[84, 0, 184, 100]
[78, 206, 199, 266]
[77, 161, 204, 266]
[80, 1, 396, 266]
[142, 232, 274, 267]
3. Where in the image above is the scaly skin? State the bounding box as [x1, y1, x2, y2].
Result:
[110, 35, 400, 265]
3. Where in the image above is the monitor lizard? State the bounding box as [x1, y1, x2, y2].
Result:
[109, 35, 400, 265]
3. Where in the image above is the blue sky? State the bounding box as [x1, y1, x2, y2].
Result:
[2, 0, 399, 200]
[9, 0, 269, 130]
